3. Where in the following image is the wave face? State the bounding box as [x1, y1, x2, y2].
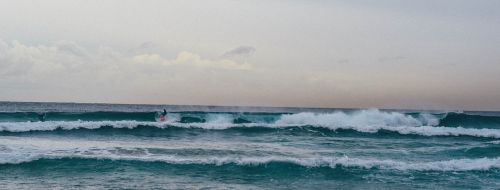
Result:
[439, 112, 500, 128]
[1, 102, 500, 189]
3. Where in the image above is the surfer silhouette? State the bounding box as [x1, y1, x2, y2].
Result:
[159, 109, 167, 122]
[38, 113, 46, 122]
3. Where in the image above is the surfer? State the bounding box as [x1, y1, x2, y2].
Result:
[159, 109, 167, 122]
[37, 113, 46, 122]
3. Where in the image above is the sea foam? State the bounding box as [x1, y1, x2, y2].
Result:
[2, 153, 499, 172]
[1, 109, 499, 138]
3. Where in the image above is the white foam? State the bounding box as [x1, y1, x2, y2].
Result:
[274, 109, 500, 138]
[206, 114, 233, 123]
[418, 113, 440, 126]
[58, 155, 500, 171]
[0, 109, 499, 138]
[0, 120, 270, 131]
[0, 120, 165, 132]
[275, 109, 433, 128]
[1, 136, 499, 171]
[2, 152, 499, 172]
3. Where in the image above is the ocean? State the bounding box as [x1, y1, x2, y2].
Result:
[0, 102, 499, 189]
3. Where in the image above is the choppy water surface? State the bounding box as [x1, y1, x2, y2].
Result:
[1, 102, 499, 189]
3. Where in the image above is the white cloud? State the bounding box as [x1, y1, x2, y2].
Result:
[0, 40, 257, 103]
[133, 52, 253, 70]
[1, 40, 73, 76]
[0, 40, 254, 78]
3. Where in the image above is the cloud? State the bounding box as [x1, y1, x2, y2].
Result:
[127, 41, 164, 55]
[133, 52, 253, 70]
[138, 41, 156, 49]
[55, 41, 89, 57]
[0, 40, 253, 78]
[0, 40, 80, 76]
[0, 40, 257, 103]
[221, 46, 256, 58]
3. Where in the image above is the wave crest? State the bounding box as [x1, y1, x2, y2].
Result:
[276, 109, 439, 128]
[1, 120, 500, 138]
[1, 109, 499, 138]
[3, 154, 499, 172]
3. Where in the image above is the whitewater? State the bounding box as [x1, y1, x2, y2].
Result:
[1, 102, 499, 189]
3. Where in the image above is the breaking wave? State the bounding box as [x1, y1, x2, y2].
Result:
[2, 154, 499, 172]
[1, 109, 499, 138]
[1, 122, 500, 139]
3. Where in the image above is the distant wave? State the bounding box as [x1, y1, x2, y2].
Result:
[2, 154, 499, 172]
[1, 109, 500, 128]
[0, 111, 281, 123]
[1, 121, 500, 138]
[1, 109, 499, 138]
[0, 111, 160, 122]
[439, 112, 500, 127]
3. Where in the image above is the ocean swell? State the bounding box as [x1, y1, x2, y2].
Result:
[2, 154, 499, 172]
[1, 121, 500, 138]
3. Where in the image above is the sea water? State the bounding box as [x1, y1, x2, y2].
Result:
[0, 102, 499, 189]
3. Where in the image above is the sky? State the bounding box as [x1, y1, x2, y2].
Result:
[1, 0, 500, 111]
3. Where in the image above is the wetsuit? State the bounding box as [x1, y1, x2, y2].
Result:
[38, 113, 46, 122]
[160, 109, 167, 122]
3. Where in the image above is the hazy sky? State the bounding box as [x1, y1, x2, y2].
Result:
[1, 0, 500, 110]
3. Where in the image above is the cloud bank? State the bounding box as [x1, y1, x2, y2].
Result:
[0, 40, 253, 76]
[0, 40, 255, 104]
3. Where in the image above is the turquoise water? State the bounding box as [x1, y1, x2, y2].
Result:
[1, 102, 499, 189]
